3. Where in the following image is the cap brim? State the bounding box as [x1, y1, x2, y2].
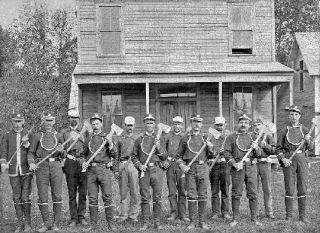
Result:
[12, 118, 24, 121]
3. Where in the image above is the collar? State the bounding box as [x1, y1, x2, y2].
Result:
[43, 129, 57, 134]
[289, 123, 302, 128]
[236, 130, 250, 135]
[173, 131, 182, 136]
[70, 125, 79, 131]
[93, 130, 102, 136]
[189, 130, 201, 136]
[122, 132, 134, 138]
[144, 131, 155, 136]
[13, 128, 23, 134]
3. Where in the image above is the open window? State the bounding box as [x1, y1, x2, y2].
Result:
[102, 91, 123, 131]
[233, 86, 253, 130]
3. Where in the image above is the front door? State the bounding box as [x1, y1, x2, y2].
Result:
[160, 101, 196, 130]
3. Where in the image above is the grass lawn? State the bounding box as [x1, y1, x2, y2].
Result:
[1, 160, 320, 233]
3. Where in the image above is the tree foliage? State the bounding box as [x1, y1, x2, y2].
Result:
[0, 0, 77, 131]
[275, 0, 320, 64]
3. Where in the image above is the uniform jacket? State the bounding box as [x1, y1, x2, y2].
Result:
[115, 132, 138, 162]
[61, 126, 85, 158]
[254, 131, 276, 159]
[27, 129, 64, 164]
[0, 128, 32, 176]
[176, 131, 214, 164]
[165, 131, 186, 160]
[131, 132, 167, 168]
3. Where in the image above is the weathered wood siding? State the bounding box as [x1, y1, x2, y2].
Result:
[77, 0, 275, 65]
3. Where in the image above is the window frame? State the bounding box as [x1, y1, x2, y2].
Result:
[96, 3, 124, 58]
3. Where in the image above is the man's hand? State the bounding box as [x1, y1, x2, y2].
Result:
[21, 135, 29, 147]
[259, 141, 267, 148]
[206, 141, 214, 150]
[281, 158, 291, 167]
[107, 137, 113, 150]
[161, 160, 171, 170]
[1, 163, 8, 173]
[139, 164, 147, 172]
[305, 134, 311, 141]
[114, 172, 120, 180]
[179, 164, 190, 173]
[154, 138, 161, 150]
[251, 141, 259, 150]
[29, 163, 37, 171]
[82, 162, 89, 171]
[233, 162, 243, 171]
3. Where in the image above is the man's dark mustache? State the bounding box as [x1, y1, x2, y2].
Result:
[70, 120, 78, 127]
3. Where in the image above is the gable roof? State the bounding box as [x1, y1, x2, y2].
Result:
[293, 32, 320, 76]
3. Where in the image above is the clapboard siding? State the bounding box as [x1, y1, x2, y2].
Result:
[81, 85, 98, 120]
[77, 0, 274, 65]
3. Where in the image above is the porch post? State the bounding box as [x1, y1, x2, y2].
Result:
[272, 85, 277, 142]
[289, 80, 293, 105]
[146, 82, 150, 114]
[314, 76, 320, 155]
[219, 82, 223, 117]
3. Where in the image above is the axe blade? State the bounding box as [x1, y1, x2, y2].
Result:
[111, 123, 123, 136]
[311, 117, 320, 127]
[260, 119, 276, 134]
[186, 126, 192, 133]
[69, 130, 80, 140]
[208, 127, 221, 139]
[158, 123, 171, 134]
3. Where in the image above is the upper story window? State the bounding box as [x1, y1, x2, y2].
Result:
[97, 5, 122, 57]
[299, 60, 304, 92]
[229, 5, 254, 55]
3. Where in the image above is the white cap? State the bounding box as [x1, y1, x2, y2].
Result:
[173, 116, 183, 123]
[124, 116, 135, 125]
[68, 109, 80, 118]
[214, 116, 225, 125]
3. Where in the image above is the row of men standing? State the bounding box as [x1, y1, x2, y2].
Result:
[0, 105, 311, 232]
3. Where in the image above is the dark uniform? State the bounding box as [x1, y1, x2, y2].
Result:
[276, 106, 310, 222]
[28, 113, 65, 231]
[81, 114, 119, 231]
[0, 113, 33, 232]
[209, 131, 230, 219]
[165, 130, 187, 220]
[224, 114, 261, 225]
[131, 114, 167, 230]
[176, 115, 213, 229]
[61, 125, 87, 225]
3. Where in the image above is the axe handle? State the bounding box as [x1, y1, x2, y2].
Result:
[66, 126, 88, 153]
[186, 143, 207, 168]
[209, 136, 228, 171]
[35, 136, 73, 168]
[82, 139, 108, 172]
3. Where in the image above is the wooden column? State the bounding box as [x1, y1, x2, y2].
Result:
[146, 82, 150, 114]
[289, 80, 293, 105]
[155, 85, 160, 122]
[314, 76, 320, 155]
[272, 85, 277, 142]
[219, 82, 223, 117]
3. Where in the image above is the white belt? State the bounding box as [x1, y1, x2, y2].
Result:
[243, 158, 250, 162]
[49, 158, 57, 162]
[67, 154, 76, 161]
[296, 150, 302, 154]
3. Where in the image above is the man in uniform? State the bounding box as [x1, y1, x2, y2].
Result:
[131, 114, 167, 230]
[164, 116, 189, 222]
[115, 116, 139, 223]
[208, 116, 231, 220]
[61, 109, 88, 227]
[276, 106, 311, 223]
[81, 113, 119, 231]
[0, 113, 33, 232]
[176, 114, 214, 230]
[224, 114, 262, 227]
[28, 112, 65, 232]
[253, 118, 275, 219]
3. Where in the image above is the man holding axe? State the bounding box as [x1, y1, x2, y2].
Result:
[0, 113, 34, 233]
[224, 114, 263, 227]
[60, 109, 89, 227]
[81, 113, 121, 232]
[207, 116, 232, 220]
[276, 105, 314, 223]
[176, 114, 214, 230]
[28, 112, 65, 232]
[131, 114, 168, 230]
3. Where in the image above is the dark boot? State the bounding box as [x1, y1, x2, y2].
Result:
[52, 203, 62, 231]
[23, 203, 32, 232]
[187, 201, 197, 229]
[198, 200, 209, 229]
[153, 201, 162, 230]
[14, 203, 24, 233]
[230, 198, 240, 227]
[285, 197, 293, 220]
[38, 204, 50, 232]
[249, 198, 258, 222]
[83, 206, 98, 232]
[140, 203, 150, 230]
[298, 197, 309, 223]
[211, 197, 220, 218]
[105, 206, 117, 231]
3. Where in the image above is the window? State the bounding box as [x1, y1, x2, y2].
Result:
[299, 60, 304, 91]
[229, 5, 254, 55]
[102, 91, 122, 131]
[233, 87, 253, 129]
[97, 6, 121, 56]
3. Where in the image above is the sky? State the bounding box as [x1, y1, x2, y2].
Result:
[0, 0, 75, 28]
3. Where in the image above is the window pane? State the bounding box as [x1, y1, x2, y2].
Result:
[233, 30, 252, 49]
[100, 32, 121, 55]
[229, 5, 252, 30]
[111, 7, 120, 31]
[99, 7, 111, 31]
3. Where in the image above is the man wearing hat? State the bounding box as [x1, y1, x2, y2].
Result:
[115, 116, 139, 223]
[208, 116, 231, 220]
[276, 105, 311, 223]
[176, 114, 214, 230]
[0, 113, 33, 232]
[61, 109, 88, 227]
[224, 114, 262, 227]
[253, 118, 275, 219]
[81, 113, 119, 232]
[131, 113, 167, 230]
[164, 116, 189, 222]
[28, 112, 65, 232]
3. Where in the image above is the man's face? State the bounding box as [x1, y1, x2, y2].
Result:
[44, 119, 55, 131]
[12, 120, 24, 131]
[238, 119, 250, 132]
[69, 117, 80, 128]
[125, 123, 134, 133]
[91, 119, 103, 132]
[144, 120, 155, 133]
[214, 123, 224, 132]
[255, 122, 264, 132]
[289, 111, 300, 124]
[191, 120, 202, 132]
[173, 122, 183, 133]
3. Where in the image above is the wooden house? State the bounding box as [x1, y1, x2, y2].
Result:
[69, 0, 293, 133]
[277, 32, 320, 155]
